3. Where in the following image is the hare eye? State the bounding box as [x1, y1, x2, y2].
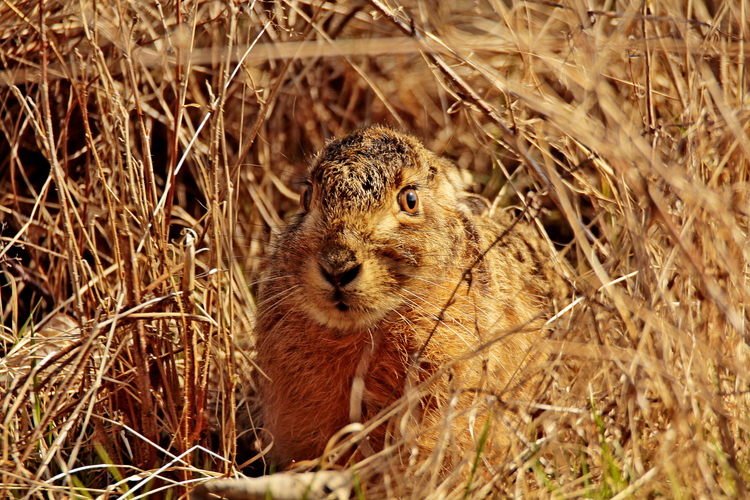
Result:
[398, 187, 419, 215]
[300, 186, 312, 212]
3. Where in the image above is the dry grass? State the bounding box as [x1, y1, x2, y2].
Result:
[0, 0, 748, 498]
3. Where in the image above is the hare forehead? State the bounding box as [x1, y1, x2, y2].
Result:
[313, 159, 402, 206]
[307, 127, 437, 212]
[311, 158, 428, 212]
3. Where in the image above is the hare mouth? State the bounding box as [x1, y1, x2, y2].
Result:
[331, 290, 351, 312]
[307, 284, 392, 328]
[335, 301, 350, 312]
[331, 293, 357, 313]
[309, 297, 385, 330]
[329, 291, 385, 318]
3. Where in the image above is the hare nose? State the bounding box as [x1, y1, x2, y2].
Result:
[319, 244, 361, 287]
[320, 262, 361, 287]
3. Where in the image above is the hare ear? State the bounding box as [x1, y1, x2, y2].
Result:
[459, 194, 491, 216]
[439, 159, 473, 190]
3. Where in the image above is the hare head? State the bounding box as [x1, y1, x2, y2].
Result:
[276, 125, 475, 331]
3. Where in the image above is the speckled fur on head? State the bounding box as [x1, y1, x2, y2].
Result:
[309, 126, 433, 212]
[252, 125, 567, 473]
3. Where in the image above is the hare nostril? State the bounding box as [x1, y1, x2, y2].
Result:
[319, 265, 335, 286]
[338, 263, 361, 287]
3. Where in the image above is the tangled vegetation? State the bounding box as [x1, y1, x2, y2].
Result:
[1, 0, 748, 498]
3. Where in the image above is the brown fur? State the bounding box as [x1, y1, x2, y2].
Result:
[253, 126, 566, 469]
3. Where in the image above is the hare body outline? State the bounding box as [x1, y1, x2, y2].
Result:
[253, 125, 565, 468]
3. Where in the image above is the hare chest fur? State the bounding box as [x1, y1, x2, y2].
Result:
[253, 126, 564, 468]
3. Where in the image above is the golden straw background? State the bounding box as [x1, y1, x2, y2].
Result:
[0, 0, 748, 498]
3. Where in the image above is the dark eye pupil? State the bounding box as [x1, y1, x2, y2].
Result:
[301, 187, 311, 211]
[406, 191, 417, 209]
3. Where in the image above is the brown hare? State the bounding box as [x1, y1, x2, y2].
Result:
[252, 125, 566, 472]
